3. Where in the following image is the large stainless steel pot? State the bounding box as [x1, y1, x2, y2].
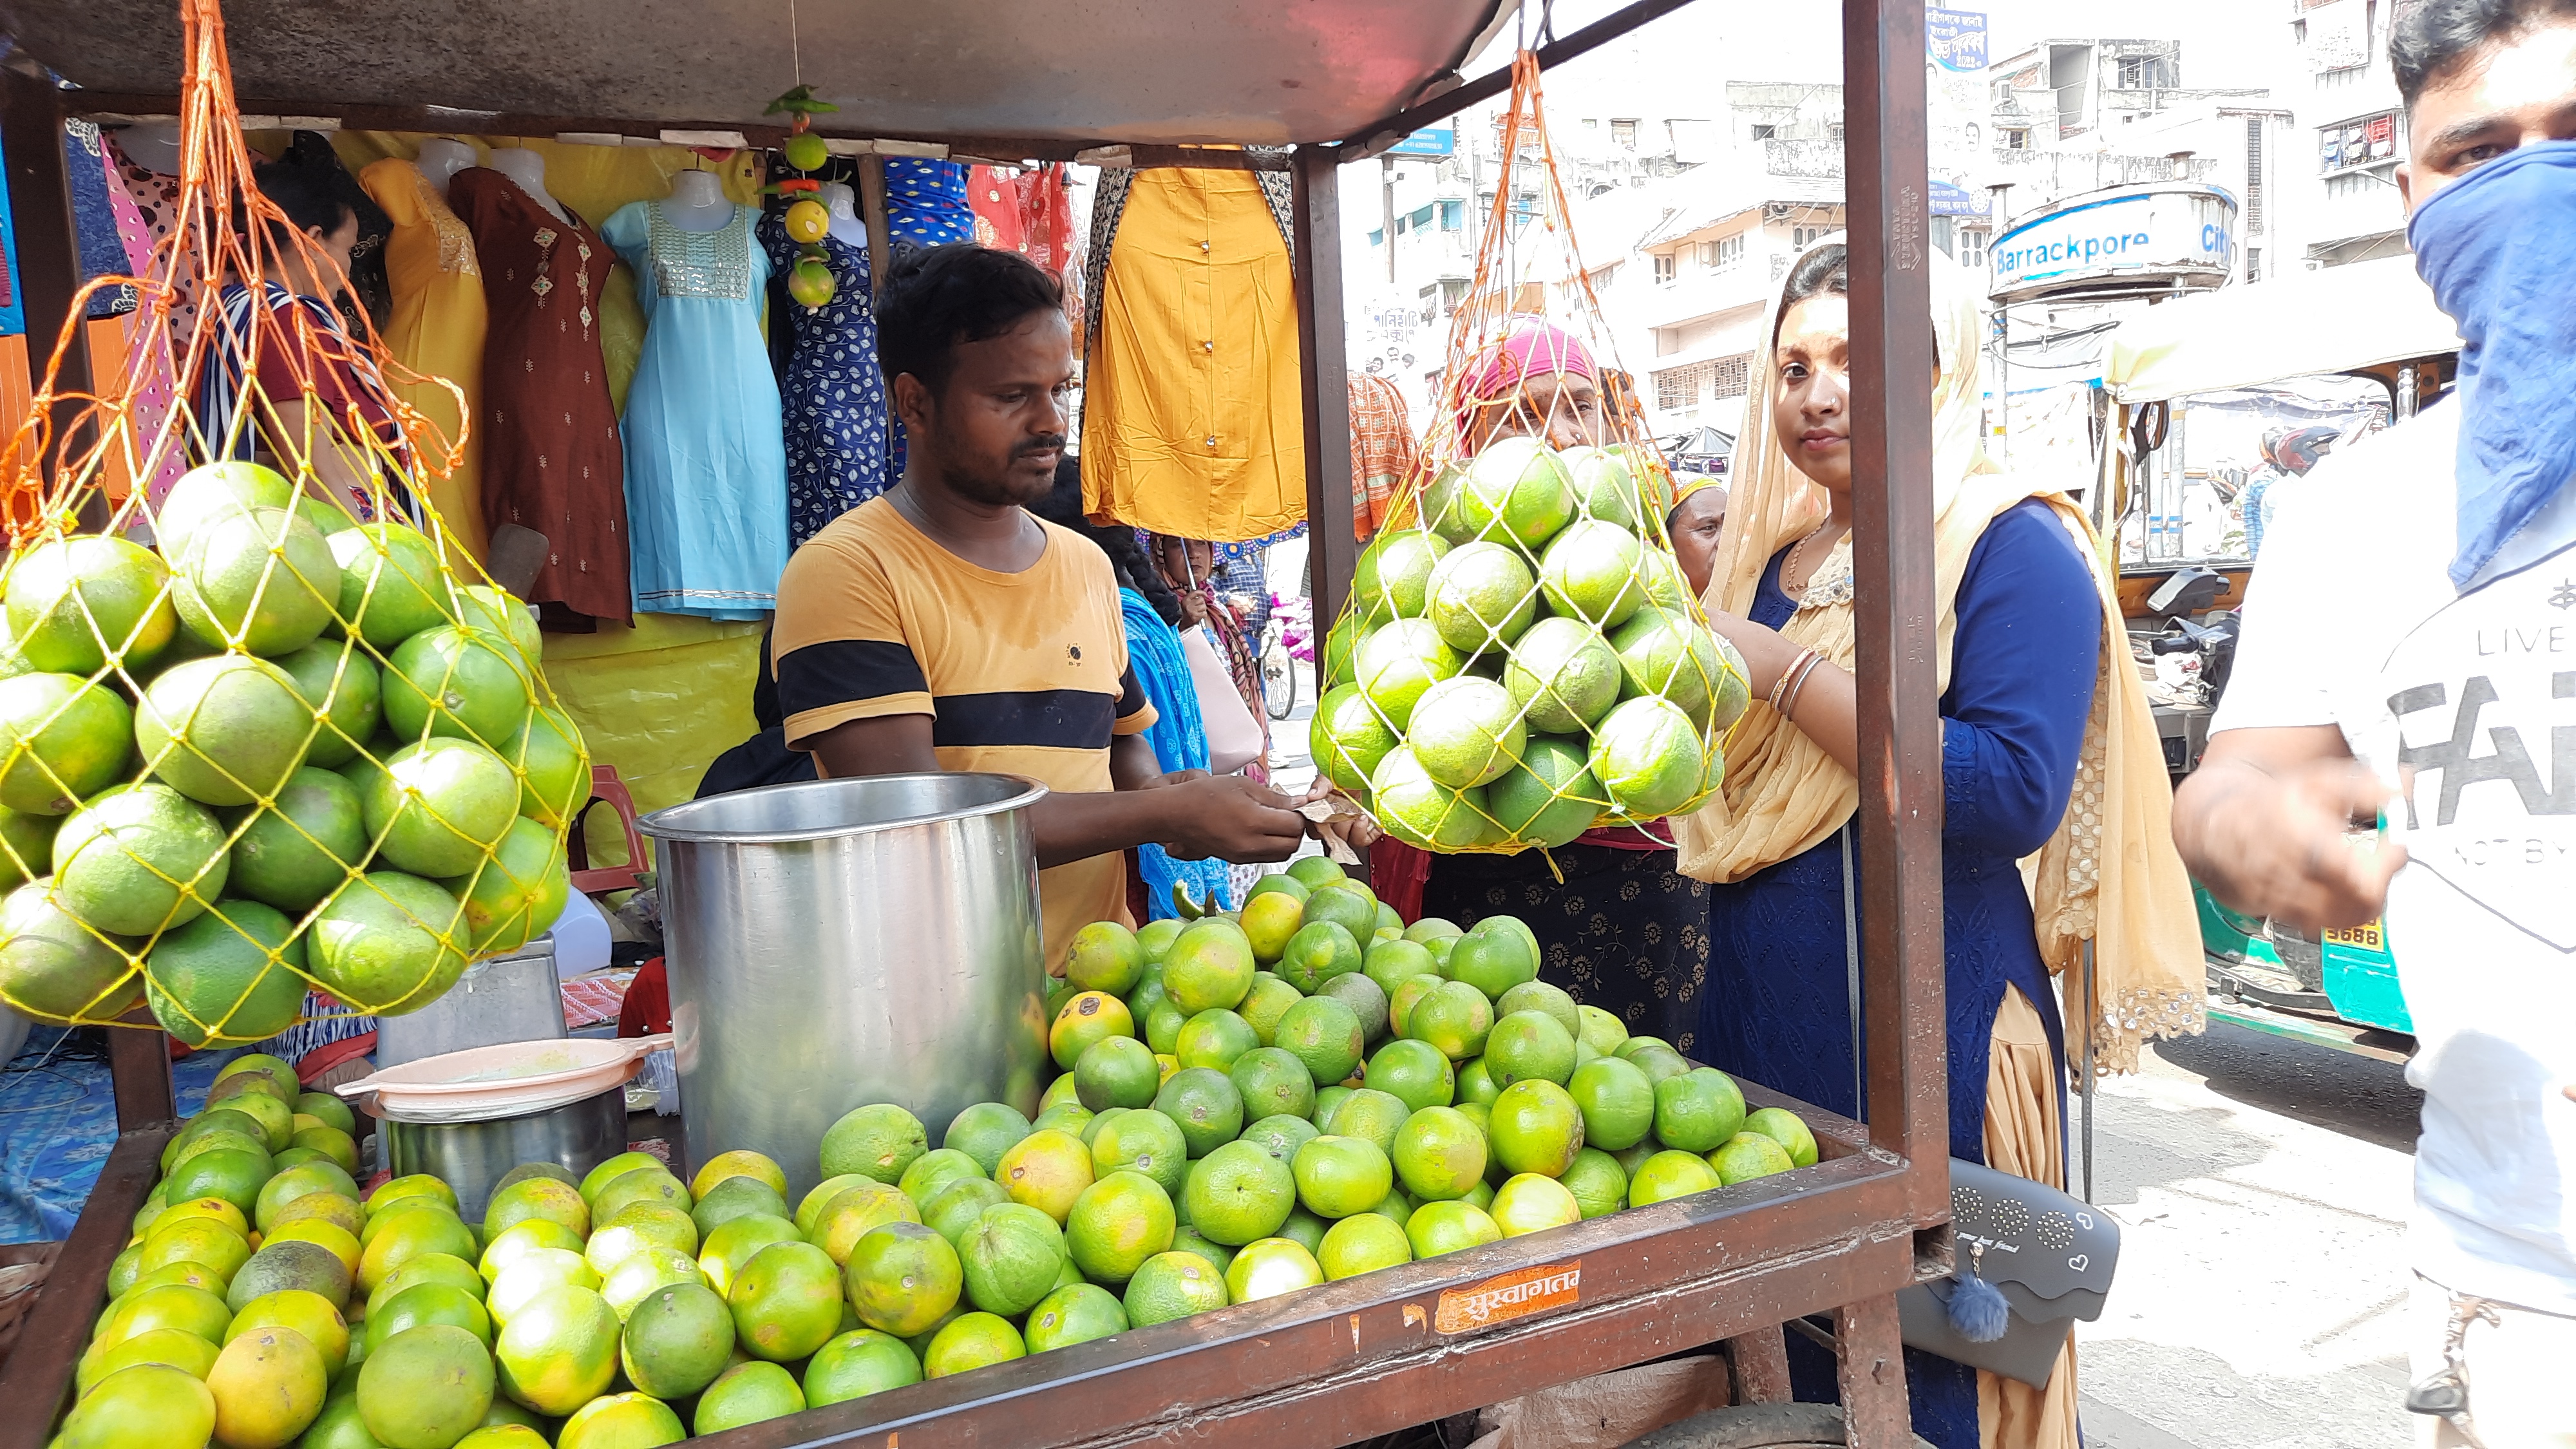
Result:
[638, 773, 1050, 1198]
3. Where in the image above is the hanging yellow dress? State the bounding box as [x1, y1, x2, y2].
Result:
[360, 156, 491, 564]
[1081, 167, 1304, 542]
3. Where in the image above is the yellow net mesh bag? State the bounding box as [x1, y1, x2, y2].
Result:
[1316, 53, 1748, 857]
[0, 0, 589, 1044]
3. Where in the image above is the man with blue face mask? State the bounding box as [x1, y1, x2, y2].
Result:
[2173, 1, 2576, 1442]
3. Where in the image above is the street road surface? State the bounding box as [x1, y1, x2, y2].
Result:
[2076, 1023, 2421, 1448]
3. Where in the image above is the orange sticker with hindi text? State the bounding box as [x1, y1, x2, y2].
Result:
[1433, 1260, 1582, 1334]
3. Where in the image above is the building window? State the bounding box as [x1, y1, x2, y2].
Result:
[1792, 224, 1831, 249]
[1653, 252, 1676, 285]
[1656, 366, 1698, 412]
[2114, 54, 2177, 90]
[2247, 246, 2262, 283]
[1584, 117, 1599, 129]
[1437, 199, 1464, 231]
[1957, 227, 1989, 270]
[2319, 111, 2400, 173]
[1611, 118, 1639, 149]
[1716, 234, 1745, 271]
[1653, 355, 1754, 412]
[2003, 127, 2030, 150]
[1750, 124, 1777, 141]
[2245, 117, 2267, 235]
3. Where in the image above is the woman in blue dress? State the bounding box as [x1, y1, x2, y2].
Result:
[1677, 242, 2201, 1448]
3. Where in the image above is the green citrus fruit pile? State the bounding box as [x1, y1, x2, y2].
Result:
[826, 866, 1818, 1385]
[80, 876, 1822, 1445]
[1318, 439, 1748, 853]
[0, 460, 588, 1041]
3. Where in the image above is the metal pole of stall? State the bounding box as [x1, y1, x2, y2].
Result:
[1987, 182, 2012, 462]
[2081, 939, 2096, 1202]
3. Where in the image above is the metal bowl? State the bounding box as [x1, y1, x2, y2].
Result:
[368, 1084, 630, 1220]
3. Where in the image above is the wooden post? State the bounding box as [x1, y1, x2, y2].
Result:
[1291, 146, 1354, 691]
[1840, 0, 1937, 1436]
[1842, 0, 1946, 1216]
[0, 68, 95, 412]
[858, 155, 891, 299]
[109, 1009, 176, 1132]
[1723, 1327, 1794, 1405]
[1834, 1294, 1913, 1448]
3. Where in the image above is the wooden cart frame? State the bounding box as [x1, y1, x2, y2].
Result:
[0, 1, 1955, 1442]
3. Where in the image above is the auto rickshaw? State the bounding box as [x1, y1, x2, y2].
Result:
[2099, 254, 2460, 1062]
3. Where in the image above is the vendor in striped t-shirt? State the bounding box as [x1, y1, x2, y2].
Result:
[770, 245, 1309, 972]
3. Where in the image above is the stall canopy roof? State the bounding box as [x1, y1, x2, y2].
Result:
[3, 0, 1514, 146]
[2106, 255, 2460, 403]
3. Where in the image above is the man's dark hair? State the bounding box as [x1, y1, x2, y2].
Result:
[2391, 0, 2576, 106]
[877, 243, 1066, 395]
[245, 158, 356, 249]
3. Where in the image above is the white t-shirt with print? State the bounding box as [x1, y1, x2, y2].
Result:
[2213, 397, 2576, 1314]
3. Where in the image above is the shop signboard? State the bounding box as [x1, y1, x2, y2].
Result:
[1927, 8, 1988, 70]
[1989, 182, 2238, 303]
[1385, 126, 1457, 158]
[1926, 10, 1989, 218]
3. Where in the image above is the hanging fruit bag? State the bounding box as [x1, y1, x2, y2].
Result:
[0, 0, 589, 1045]
[1314, 53, 1749, 855]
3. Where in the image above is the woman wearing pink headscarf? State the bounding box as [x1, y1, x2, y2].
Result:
[1370, 319, 1710, 1053]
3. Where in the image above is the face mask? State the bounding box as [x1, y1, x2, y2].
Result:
[2407, 140, 2576, 589]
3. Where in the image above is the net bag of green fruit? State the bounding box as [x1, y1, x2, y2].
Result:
[1313, 54, 1748, 858]
[0, 0, 589, 1044]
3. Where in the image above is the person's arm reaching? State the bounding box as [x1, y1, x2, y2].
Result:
[2172, 727, 2403, 931]
[2168, 464, 2403, 933]
[804, 714, 1307, 869]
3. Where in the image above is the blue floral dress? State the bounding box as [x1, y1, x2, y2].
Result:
[757, 213, 889, 545]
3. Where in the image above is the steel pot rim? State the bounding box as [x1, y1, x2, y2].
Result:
[637, 771, 1050, 846]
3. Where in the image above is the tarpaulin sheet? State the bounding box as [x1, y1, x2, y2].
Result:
[541, 615, 766, 860]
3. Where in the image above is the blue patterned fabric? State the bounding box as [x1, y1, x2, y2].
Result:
[881, 159, 975, 246]
[62, 121, 137, 319]
[757, 213, 891, 545]
[0, 1029, 251, 1244]
[1699, 499, 2098, 1448]
[1120, 589, 1233, 920]
[2405, 141, 2576, 589]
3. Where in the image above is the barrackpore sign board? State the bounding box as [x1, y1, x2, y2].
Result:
[1989, 182, 2239, 304]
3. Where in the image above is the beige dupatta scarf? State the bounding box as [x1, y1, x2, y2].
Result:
[1670, 241, 2202, 1074]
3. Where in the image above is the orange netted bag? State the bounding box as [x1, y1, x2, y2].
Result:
[1314, 53, 1748, 857]
[0, 0, 588, 1043]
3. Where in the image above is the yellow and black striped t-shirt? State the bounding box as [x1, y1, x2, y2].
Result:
[772, 497, 1155, 969]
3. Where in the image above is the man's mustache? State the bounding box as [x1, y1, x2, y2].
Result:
[1016, 435, 1069, 458]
